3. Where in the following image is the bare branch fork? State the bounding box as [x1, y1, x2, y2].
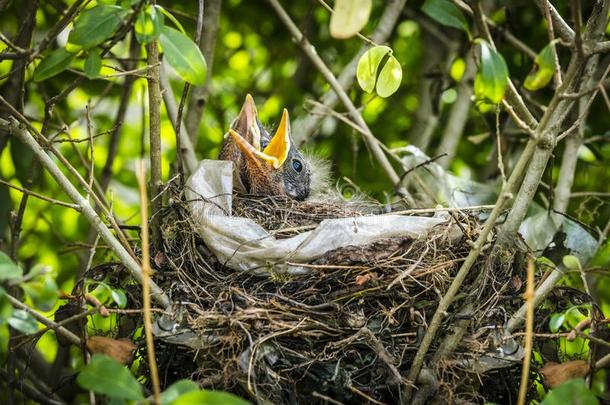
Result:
[0, 117, 171, 310]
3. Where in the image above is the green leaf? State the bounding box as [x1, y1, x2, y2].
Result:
[357, 45, 392, 93]
[33, 48, 75, 82]
[68, 5, 128, 49]
[155, 5, 186, 34]
[422, 0, 470, 35]
[77, 354, 144, 400]
[9, 309, 38, 334]
[111, 289, 127, 308]
[0, 251, 22, 282]
[524, 42, 557, 91]
[84, 49, 102, 79]
[159, 26, 207, 85]
[376, 55, 402, 97]
[474, 40, 509, 104]
[160, 380, 199, 405]
[562, 255, 582, 270]
[22, 275, 59, 312]
[541, 379, 599, 405]
[135, 5, 164, 44]
[549, 312, 566, 333]
[329, 0, 372, 39]
[171, 390, 250, 405]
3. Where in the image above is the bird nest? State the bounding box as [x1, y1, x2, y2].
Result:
[104, 183, 535, 404]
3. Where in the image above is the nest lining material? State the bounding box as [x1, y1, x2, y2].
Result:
[95, 160, 536, 404]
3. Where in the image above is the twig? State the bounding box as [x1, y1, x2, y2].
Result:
[517, 260, 535, 405]
[266, 0, 411, 201]
[535, 0, 575, 43]
[541, 0, 563, 87]
[146, 41, 164, 251]
[0, 179, 79, 210]
[159, 69, 199, 173]
[0, 117, 171, 309]
[6, 294, 81, 346]
[185, 0, 222, 142]
[136, 160, 161, 404]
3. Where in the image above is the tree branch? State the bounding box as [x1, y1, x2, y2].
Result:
[146, 41, 163, 251]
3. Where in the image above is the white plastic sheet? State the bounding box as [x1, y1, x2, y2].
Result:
[185, 160, 448, 275]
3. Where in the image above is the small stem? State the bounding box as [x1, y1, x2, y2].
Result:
[517, 260, 535, 405]
[136, 160, 161, 404]
[146, 40, 163, 251]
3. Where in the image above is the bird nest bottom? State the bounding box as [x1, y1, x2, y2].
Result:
[112, 191, 534, 404]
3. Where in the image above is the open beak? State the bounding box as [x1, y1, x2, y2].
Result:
[228, 129, 279, 168]
[231, 94, 262, 150]
[261, 109, 291, 169]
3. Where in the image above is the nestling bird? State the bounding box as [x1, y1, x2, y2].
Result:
[219, 95, 311, 200]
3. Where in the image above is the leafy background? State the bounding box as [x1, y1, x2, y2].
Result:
[0, 0, 609, 403]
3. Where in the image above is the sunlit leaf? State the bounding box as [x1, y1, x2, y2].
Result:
[562, 255, 581, 270]
[160, 380, 199, 405]
[33, 48, 75, 82]
[541, 378, 599, 405]
[0, 251, 22, 282]
[111, 289, 127, 308]
[22, 275, 58, 312]
[357, 45, 392, 93]
[9, 309, 38, 334]
[159, 26, 207, 85]
[68, 5, 128, 49]
[84, 49, 102, 79]
[171, 390, 250, 405]
[422, 0, 470, 35]
[155, 5, 186, 34]
[549, 312, 566, 333]
[376, 55, 402, 97]
[524, 41, 557, 91]
[329, 0, 372, 39]
[474, 40, 509, 103]
[77, 354, 144, 400]
[135, 5, 164, 44]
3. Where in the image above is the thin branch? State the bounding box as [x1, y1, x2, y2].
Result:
[0, 117, 171, 309]
[517, 260, 535, 405]
[159, 68, 199, 174]
[6, 294, 81, 346]
[146, 41, 163, 251]
[185, 0, 222, 143]
[136, 160, 161, 404]
[0, 179, 79, 210]
[541, 0, 563, 87]
[535, 0, 575, 43]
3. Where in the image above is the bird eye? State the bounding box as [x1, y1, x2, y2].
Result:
[292, 159, 303, 173]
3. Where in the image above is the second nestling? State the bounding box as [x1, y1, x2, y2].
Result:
[219, 94, 312, 201]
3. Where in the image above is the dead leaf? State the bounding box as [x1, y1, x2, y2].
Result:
[541, 360, 590, 388]
[87, 336, 136, 365]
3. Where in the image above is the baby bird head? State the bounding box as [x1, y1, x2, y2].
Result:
[221, 95, 311, 201]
